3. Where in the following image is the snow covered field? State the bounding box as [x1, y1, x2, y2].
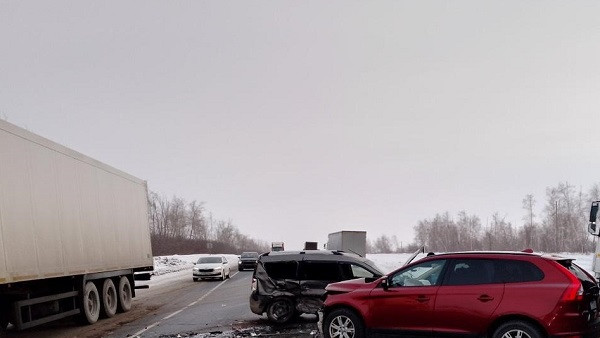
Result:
[150, 252, 596, 285]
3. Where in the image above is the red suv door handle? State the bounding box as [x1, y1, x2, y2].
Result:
[416, 295, 430, 303]
[477, 295, 494, 302]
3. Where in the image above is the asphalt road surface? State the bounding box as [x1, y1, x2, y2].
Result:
[2, 269, 321, 338]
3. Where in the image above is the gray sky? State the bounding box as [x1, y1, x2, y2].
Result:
[2, 1, 600, 251]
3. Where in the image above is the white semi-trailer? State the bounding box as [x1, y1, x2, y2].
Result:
[0, 119, 153, 330]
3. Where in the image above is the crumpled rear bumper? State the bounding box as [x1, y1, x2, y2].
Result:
[249, 293, 267, 315]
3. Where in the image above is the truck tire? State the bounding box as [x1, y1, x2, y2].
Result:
[101, 278, 118, 318]
[81, 281, 101, 324]
[117, 276, 133, 313]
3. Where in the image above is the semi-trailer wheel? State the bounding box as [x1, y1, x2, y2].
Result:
[101, 278, 118, 318]
[81, 281, 101, 324]
[117, 276, 133, 312]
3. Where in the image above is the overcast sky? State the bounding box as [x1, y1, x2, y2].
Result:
[2, 1, 600, 251]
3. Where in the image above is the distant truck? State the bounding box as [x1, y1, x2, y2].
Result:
[327, 231, 367, 257]
[271, 242, 285, 251]
[304, 241, 318, 250]
[0, 119, 154, 330]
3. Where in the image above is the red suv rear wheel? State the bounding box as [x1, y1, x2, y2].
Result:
[492, 320, 544, 338]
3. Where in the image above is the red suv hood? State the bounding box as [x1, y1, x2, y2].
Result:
[326, 277, 379, 293]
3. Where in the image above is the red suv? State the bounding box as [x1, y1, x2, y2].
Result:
[320, 252, 600, 338]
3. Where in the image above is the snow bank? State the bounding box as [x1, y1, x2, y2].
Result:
[152, 254, 241, 276]
[148, 252, 596, 285]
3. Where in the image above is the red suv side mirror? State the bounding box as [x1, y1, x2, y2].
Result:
[381, 276, 390, 290]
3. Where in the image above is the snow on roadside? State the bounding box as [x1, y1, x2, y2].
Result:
[150, 252, 596, 280]
[152, 254, 240, 276]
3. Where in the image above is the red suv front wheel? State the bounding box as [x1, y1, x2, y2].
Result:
[324, 308, 365, 338]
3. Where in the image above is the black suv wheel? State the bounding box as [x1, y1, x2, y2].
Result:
[266, 297, 295, 323]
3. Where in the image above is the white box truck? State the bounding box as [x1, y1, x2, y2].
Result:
[327, 231, 367, 257]
[0, 119, 153, 330]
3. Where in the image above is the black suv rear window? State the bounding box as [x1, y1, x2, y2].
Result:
[300, 261, 341, 281]
[264, 261, 297, 279]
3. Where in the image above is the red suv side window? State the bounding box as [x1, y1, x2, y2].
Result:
[494, 259, 544, 283]
[444, 259, 495, 285]
[443, 259, 544, 286]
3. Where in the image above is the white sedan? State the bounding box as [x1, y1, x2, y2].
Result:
[193, 256, 231, 281]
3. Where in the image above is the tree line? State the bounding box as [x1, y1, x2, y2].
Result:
[148, 191, 269, 255]
[368, 182, 599, 254]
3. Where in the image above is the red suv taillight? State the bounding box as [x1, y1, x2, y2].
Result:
[554, 262, 584, 302]
[561, 282, 585, 302]
[251, 278, 257, 292]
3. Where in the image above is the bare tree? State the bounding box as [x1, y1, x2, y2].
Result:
[456, 211, 482, 250]
[521, 194, 536, 249]
[187, 200, 207, 240]
[372, 235, 393, 253]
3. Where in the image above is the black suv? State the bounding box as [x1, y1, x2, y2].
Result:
[238, 252, 259, 271]
[249, 250, 383, 323]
